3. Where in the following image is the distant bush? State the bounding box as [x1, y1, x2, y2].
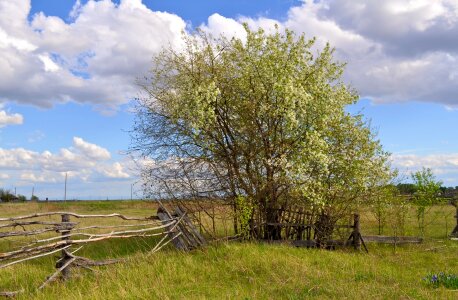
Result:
[0, 189, 15, 202]
[0, 189, 29, 202]
[31, 195, 39, 201]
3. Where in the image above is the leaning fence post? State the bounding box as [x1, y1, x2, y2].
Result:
[353, 214, 361, 250]
[57, 214, 72, 280]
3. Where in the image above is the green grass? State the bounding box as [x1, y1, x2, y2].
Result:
[1, 201, 457, 299]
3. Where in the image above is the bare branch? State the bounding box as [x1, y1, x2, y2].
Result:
[0, 245, 72, 269]
[0, 212, 159, 222]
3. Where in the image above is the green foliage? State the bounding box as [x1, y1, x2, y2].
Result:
[411, 168, 443, 236]
[235, 196, 254, 239]
[31, 195, 39, 201]
[397, 183, 418, 195]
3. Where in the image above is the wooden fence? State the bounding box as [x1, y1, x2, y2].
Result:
[266, 208, 368, 252]
[245, 205, 446, 250]
[0, 206, 205, 294]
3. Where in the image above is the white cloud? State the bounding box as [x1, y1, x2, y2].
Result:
[20, 172, 55, 183]
[286, 0, 458, 107]
[0, 110, 23, 127]
[0, 0, 186, 110]
[392, 153, 458, 183]
[0, 137, 125, 176]
[1, 0, 458, 109]
[199, 0, 458, 108]
[28, 130, 45, 143]
[199, 13, 247, 40]
[0, 136, 138, 197]
[73, 137, 111, 160]
[100, 162, 130, 179]
[38, 53, 60, 72]
[392, 153, 458, 169]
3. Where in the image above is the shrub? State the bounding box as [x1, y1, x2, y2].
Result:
[0, 189, 14, 202]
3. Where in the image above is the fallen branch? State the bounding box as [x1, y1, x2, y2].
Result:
[0, 220, 175, 261]
[38, 257, 76, 290]
[425, 245, 447, 251]
[0, 231, 167, 261]
[70, 254, 124, 267]
[0, 212, 161, 222]
[0, 227, 65, 239]
[0, 222, 184, 262]
[32, 221, 176, 244]
[0, 289, 23, 298]
[71, 222, 161, 232]
[0, 221, 77, 229]
[0, 245, 71, 269]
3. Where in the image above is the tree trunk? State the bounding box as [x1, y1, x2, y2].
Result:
[263, 206, 282, 240]
[314, 212, 335, 248]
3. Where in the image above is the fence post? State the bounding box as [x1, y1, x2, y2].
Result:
[58, 214, 72, 280]
[353, 214, 361, 250]
[451, 204, 458, 237]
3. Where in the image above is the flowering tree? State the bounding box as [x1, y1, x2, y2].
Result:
[132, 25, 391, 239]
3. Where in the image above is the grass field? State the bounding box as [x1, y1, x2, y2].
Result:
[0, 201, 457, 299]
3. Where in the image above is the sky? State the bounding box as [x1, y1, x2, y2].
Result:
[1, 0, 458, 200]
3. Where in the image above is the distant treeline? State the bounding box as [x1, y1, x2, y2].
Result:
[397, 183, 458, 198]
[0, 189, 38, 202]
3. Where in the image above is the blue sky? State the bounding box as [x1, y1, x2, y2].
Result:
[1, 0, 458, 199]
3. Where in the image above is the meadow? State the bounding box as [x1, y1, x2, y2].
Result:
[0, 201, 457, 299]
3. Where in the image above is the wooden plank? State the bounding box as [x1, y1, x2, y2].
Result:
[362, 235, 423, 244]
[173, 211, 199, 249]
[157, 208, 189, 251]
[175, 207, 207, 247]
[292, 240, 316, 248]
[292, 239, 347, 248]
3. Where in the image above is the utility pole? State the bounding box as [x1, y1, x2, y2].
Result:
[130, 181, 139, 201]
[31, 186, 34, 201]
[64, 172, 67, 202]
